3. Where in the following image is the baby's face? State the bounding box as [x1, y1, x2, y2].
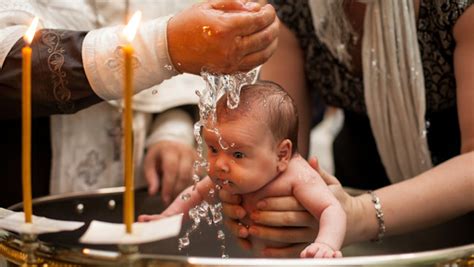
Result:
[203, 118, 279, 194]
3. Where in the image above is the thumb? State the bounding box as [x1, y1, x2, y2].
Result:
[308, 156, 341, 186]
[308, 157, 320, 170]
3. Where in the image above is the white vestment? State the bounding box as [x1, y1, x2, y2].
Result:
[0, 0, 202, 193]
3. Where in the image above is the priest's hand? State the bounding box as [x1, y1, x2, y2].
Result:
[167, 0, 279, 74]
[144, 140, 196, 205]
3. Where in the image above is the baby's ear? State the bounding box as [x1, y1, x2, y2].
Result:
[276, 139, 292, 172]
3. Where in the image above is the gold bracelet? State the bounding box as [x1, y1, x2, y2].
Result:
[368, 190, 386, 242]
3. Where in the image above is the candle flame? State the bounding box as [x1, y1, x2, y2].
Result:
[24, 17, 39, 45]
[123, 11, 142, 43]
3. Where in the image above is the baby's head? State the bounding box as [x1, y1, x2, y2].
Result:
[203, 81, 299, 194]
[216, 81, 299, 153]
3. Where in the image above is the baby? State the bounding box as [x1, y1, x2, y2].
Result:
[139, 81, 346, 258]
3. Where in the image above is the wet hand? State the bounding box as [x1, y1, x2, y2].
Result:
[167, 0, 279, 74]
[144, 140, 196, 205]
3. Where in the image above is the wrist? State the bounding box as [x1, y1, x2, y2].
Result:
[146, 109, 195, 147]
[344, 193, 380, 245]
[83, 16, 178, 100]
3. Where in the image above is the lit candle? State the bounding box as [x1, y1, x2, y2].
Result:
[22, 17, 39, 224]
[122, 11, 141, 234]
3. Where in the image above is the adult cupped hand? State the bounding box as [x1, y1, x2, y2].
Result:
[219, 157, 358, 258]
[167, 0, 279, 74]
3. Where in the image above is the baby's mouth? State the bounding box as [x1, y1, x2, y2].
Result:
[216, 178, 232, 187]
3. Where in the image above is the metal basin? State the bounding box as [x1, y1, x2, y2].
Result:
[1, 187, 472, 266]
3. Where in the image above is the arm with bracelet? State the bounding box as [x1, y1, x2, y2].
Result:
[219, 0, 474, 258]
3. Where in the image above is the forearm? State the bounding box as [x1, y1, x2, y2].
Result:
[349, 152, 474, 245]
[315, 204, 346, 250]
[0, 30, 101, 118]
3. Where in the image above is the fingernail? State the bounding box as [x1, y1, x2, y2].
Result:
[245, 2, 260, 11]
[256, 201, 266, 209]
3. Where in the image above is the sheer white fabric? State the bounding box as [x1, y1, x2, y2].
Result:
[309, 0, 432, 183]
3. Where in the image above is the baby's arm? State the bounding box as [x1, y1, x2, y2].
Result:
[138, 176, 214, 222]
[293, 172, 346, 258]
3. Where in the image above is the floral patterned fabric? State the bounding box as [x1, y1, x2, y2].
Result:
[270, 0, 472, 114]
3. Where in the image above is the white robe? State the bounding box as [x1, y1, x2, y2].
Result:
[0, 0, 202, 194]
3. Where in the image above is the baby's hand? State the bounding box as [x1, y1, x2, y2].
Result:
[300, 242, 342, 258]
[137, 214, 165, 222]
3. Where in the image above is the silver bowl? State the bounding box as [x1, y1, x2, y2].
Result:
[1, 187, 472, 266]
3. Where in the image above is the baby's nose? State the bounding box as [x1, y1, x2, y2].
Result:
[215, 156, 230, 173]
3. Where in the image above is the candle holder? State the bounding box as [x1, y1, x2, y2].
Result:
[20, 233, 39, 266]
[118, 243, 139, 266]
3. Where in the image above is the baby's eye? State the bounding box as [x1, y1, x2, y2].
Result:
[208, 145, 217, 153]
[233, 151, 245, 159]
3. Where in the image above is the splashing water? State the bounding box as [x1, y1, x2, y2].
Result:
[178, 68, 259, 257]
[177, 185, 226, 253]
[192, 68, 259, 189]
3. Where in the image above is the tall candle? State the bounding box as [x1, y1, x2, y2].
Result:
[22, 17, 39, 224]
[122, 11, 141, 234]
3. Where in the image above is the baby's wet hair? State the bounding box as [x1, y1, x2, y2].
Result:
[216, 81, 298, 153]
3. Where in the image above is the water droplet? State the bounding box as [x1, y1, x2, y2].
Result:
[208, 188, 215, 198]
[76, 203, 84, 214]
[217, 230, 225, 240]
[151, 89, 158, 95]
[107, 199, 116, 210]
[181, 193, 191, 201]
[178, 237, 190, 250]
[192, 174, 200, 183]
[164, 64, 173, 71]
[222, 180, 229, 185]
[425, 120, 431, 129]
[215, 184, 222, 190]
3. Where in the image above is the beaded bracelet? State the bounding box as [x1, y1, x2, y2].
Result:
[367, 190, 386, 242]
